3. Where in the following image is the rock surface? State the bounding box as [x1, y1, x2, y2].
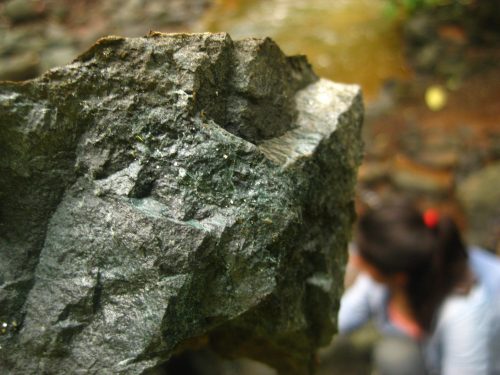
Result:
[0, 32, 363, 374]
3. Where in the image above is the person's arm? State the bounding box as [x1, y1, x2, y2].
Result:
[338, 272, 384, 334]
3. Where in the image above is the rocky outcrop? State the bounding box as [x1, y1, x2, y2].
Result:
[0, 32, 363, 374]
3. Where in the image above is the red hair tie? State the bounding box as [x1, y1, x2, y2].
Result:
[423, 209, 439, 229]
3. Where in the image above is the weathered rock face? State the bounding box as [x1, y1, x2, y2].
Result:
[0, 32, 363, 374]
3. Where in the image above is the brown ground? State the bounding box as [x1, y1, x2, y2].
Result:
[358, 45, 500, 233]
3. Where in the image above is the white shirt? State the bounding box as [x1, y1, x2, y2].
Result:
[338, 248, 500, 374]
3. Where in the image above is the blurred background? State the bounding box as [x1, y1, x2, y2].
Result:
[1, 0, 499, 373]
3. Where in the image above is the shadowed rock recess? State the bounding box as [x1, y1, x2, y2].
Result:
[0, 32, 363, 374]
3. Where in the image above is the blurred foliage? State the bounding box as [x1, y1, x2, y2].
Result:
[383, 0, 500, 44]
[383, 0, 472, 19]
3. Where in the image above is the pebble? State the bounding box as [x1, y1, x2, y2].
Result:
[40, 46, 78, 74]
[390, 154, 454, 196]
[4, 0, 46, 23]
[357, 161, 390, 185]
[457, 162, 500, 253]
[0, 51, 39, 81]
[425, 85, 447, 111]
[418, 149, 459, 170]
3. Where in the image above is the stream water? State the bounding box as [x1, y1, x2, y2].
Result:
[199, 0, 412, 101]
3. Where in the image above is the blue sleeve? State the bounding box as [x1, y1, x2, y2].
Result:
[468, 246, 500, 296]
[435, 286, 492, 375]
[338, 273, 385, 334]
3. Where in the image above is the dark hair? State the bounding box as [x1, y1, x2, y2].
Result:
[357, 201, 468, 331]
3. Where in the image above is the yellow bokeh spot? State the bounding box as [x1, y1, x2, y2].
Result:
[425, 85, 448, 111]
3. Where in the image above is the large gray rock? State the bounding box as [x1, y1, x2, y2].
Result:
[0, 32, 363, 374]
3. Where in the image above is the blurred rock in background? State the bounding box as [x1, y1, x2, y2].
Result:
[0, 0, 212, 80]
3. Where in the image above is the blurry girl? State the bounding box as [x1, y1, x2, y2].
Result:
[338, 201, 500, 375]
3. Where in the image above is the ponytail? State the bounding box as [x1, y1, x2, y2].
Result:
[357, 202, 469, 332]
[434, 215, 469, 294]
[408, 214, 468, 330]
